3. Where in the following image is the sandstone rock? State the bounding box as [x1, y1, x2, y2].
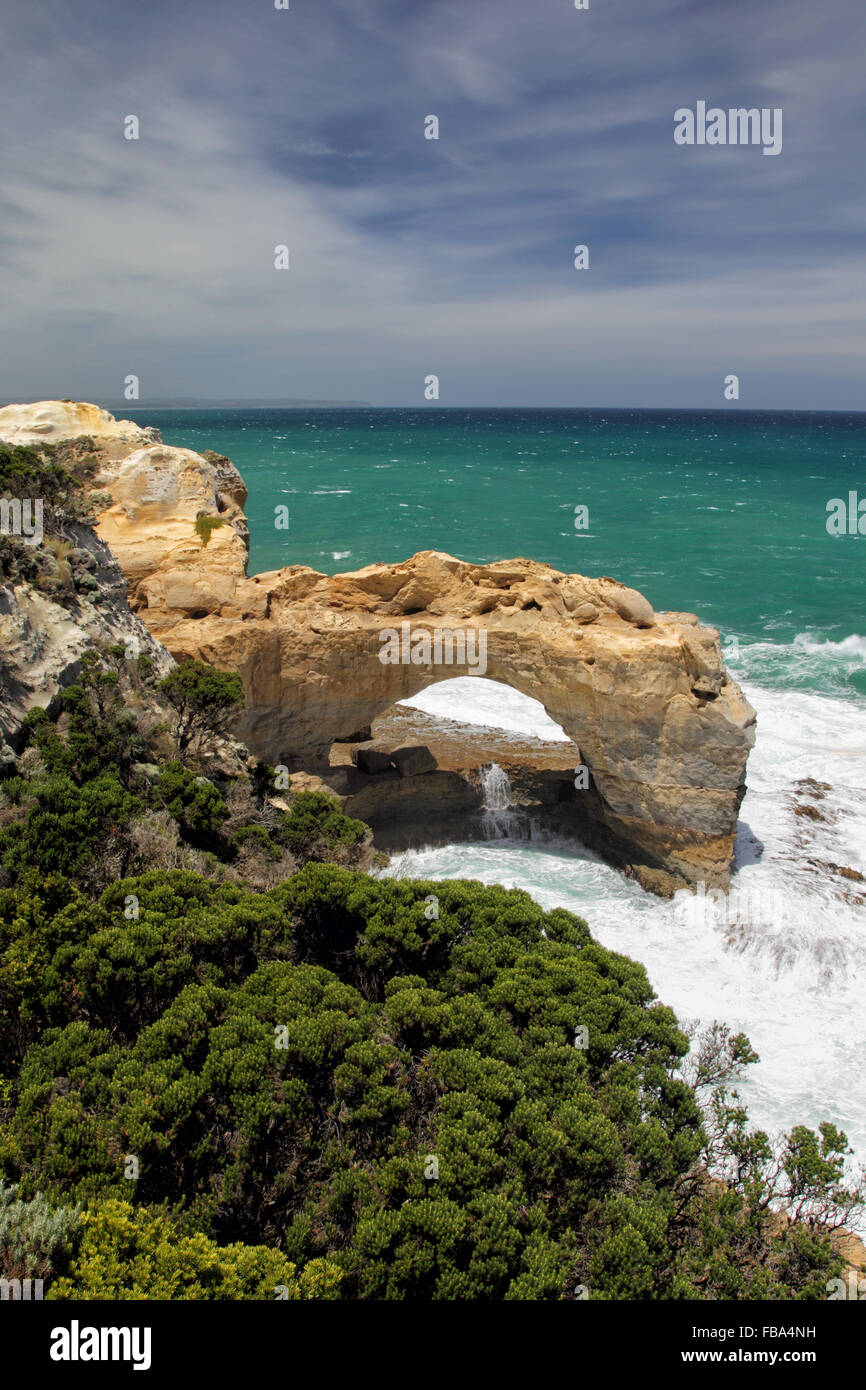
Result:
[659, 611, 700, 626]
[572, 602, 599, 622]
[390, 745, 438, 777]
[353, 747, 395, 775]
[597, 581, 656, 627]
[91, 443, 250, 607]
[0, 521, 173, 745]
[691, 674, 724, 698]
[0, 400, 157, 452]
[334, 726, 373, 743]
[681, 626, 722, 666]
[830, 1228, 866, 1288]
[343, 770, 479, 843]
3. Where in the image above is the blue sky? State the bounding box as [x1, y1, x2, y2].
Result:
[1, 0, 865, 407]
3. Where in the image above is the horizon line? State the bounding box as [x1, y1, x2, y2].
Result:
[5, 398, 866, 417]
[71, 399, 866, 417]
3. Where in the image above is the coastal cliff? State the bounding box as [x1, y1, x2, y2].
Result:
[0, 402, 174, 747]
[0, 400, 757, 895]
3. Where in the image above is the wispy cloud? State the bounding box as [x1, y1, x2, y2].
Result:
[0, 0, 864, 406]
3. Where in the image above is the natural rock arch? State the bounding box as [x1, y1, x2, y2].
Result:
[157, 550, 755, 893]
[0, 402, 758, 894]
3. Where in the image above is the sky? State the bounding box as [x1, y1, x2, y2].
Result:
[1, 0, 865, 409]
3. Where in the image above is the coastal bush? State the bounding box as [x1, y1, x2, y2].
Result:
[0, 649, 860, 1300]
[194, 515, 225, 547]
[0, 651, 374, 893]
[60, 649, 148, 780]
[232, 824, 282, 859]
[272, 791, 369, 864]
[154, 763, 230, 843]
[0, 439, 101, 596]
[0, 1182, 82, 1283]
[0, 771, 139, 882]
[1, 858, 858, 1300]
[0, 439, 95, 513]
[46, 1199, 341, 1300]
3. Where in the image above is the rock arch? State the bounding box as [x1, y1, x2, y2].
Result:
[0, 403, 757, 895]
[159, 550, 755, 894]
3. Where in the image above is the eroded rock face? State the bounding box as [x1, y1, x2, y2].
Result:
[0, 524, 173, 745]
[93, 443, 250, 611]
[0, 402, 757, 893]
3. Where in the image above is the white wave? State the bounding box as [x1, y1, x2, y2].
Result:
[728, 631, 866, 699]
[792, 632, 866, 658]
[401, 677, 570, 742]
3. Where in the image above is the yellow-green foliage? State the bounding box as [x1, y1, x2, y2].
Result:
[194, 515, 225, 547]
[47, 1199, 342, 1300]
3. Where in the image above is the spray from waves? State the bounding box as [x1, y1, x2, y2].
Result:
[728, 630, 866, 700]
[795, 633, 866, 659]
[479, 763, 524, 839]
[389, 674, 866, 1210]
[477, 763, 573, 845]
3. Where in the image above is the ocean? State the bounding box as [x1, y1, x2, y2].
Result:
[127, 406, 866, 1193]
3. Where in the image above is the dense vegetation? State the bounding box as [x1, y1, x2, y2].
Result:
[0, 646, 862, 1300]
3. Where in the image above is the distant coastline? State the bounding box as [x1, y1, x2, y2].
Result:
[7, 398, 866, 415]
[100, 397, 375, 410]
[97, 402, 866, 416]
[0, 396, 374, 411]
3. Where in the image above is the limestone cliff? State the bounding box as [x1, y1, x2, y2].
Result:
[0, 401, 757, 893]
[0, 399, 159, 455]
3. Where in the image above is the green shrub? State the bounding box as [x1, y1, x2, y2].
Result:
[0, 1182, 82, 1283]
[0, 771, 139, 879]
[47, 1199, 341, 1300]
[194, 516, 225, 547]
[154, 763, 229, 841]
[233, 825, 282, 859]
[2, 861, 856, 1299]
[158, 660, 244, 753]
[273, 791, 368, 863]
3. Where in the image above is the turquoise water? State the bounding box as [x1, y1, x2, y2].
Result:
[127, 406, 866, 698]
